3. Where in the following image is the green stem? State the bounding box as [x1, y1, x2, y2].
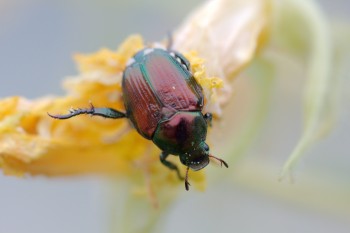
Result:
[279, 0, 333, 178]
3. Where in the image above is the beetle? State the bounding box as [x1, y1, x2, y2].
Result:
[48, 45, 228, 190]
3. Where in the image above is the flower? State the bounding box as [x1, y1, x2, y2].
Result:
[1, 0, 343, 231]
[0, 0, 270, 189]
[0, 35, 208, 192]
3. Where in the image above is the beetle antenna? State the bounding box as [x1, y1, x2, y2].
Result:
[185, 166, 190, 191]
[209, 154, 228, 168]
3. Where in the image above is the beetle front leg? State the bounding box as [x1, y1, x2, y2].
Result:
[48, 102, 127, 120]
[160, 152, 184, 180]
[204, 113, 212, 127]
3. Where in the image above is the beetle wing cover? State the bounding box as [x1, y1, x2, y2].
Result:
[123, 63, 163, 139]
[144, 50, 203, 111]
[123, 49, 204, 139]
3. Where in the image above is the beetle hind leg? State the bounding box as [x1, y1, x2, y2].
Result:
[48, 102, 127, 120]
[160, 152, 184, 180]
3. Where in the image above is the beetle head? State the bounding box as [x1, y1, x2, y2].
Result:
[179, 142, 210, 171]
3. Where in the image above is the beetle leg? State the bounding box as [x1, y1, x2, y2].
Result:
[48, 102, 126, 120]
[160, 152, 184, 180]
[204, 113, 213, 127]
[185, 166, 190, 191]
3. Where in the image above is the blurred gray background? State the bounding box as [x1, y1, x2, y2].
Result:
[0, 0, 349, 233]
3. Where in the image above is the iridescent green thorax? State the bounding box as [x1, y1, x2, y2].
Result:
[153, 111, 210, 170]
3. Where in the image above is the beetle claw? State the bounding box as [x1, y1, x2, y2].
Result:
[184, 166, 190, 191]
[185, 180, 191, 191]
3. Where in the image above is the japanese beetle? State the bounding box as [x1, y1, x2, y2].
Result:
[48, 43, 228, 190]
